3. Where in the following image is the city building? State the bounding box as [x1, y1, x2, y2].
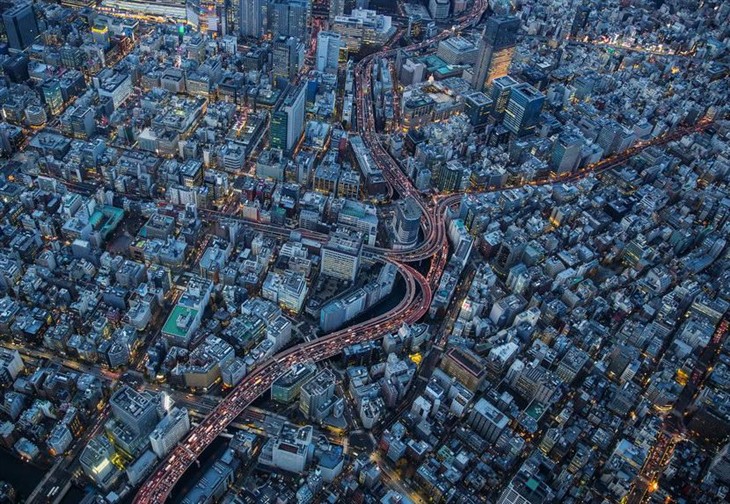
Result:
[2, 3, 39, 51]
[149, 407, 190, 458]
[109, 386, 159, 437]
[503, 83, 545, 137]
[472, 16, 520, 91]
[269, 0, 309, 39]
[316, 31, 343, 74]
[80, 436, 120, 491]
[320, 230, 363, 281]
[429, 0, 450, 20]
[392, 197, 421, 247]
[299, 368, 338, 421]
[467, 398, 509, 442]
[240, 0, 262, 37]
[271, 363, 318, 403]
[270, 83, 306, 152]
[441, 347, 487, 392]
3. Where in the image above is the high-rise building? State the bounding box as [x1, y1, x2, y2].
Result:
[329, 0, 345, 23]
[316, 31, 342, 74]
[550, 132, 584, 173]
[272, 35, 304, 82]
[271, 363, 318, 403]
[467, 398, 509, 442]
[392, 196, 421, 247]
[2, 3, 39, 51]
[109, 386, 159, 437]
[149, 407, 190, 458]
[320, 230, 363, 281]
[41, 80, 64, 117]
[436, 160, 465, 192]
[270, 83, 306, 152]
[489, 74, 519, 122]
[503, 83, 544, 137]
[570, 5, 590, 38]
[497, 470, 554, 504]
[429, 0, 450, 19]
[79, 436, 120, 491]
[269, 0, 309, 39]
[596, 120, 636, 156]
[464, 92, 493, 127]
[472, 15, 520, 91]
[240, 0, 262, 37]
[299, 369, 337, 421]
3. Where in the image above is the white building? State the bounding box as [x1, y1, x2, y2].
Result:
[316, 31, 342, 74]
[149, 407, 190, 458]
[0, 348, 23, 383]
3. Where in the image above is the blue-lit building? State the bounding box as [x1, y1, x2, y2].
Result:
[41, 80, 64, 116]
[2, 3, 39, 51]
[270, 83, 305, 153]
[503, 83, 545, 137]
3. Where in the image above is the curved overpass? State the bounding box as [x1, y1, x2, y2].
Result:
[133, 259, 430, 504]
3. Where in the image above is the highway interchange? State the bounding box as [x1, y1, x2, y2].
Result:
[131, 0, 715, 499]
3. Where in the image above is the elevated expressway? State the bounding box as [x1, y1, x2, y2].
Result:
[132, 0, 711, 497]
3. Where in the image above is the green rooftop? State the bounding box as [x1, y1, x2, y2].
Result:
[162, 304, 198, 338]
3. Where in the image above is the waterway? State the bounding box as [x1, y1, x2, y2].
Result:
[0, 448, 46, 501]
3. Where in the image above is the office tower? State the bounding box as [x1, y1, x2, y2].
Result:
[109, 386, 159, 437]
[441, 346, 487, 392]
[497, 470, 554, 504]
[79, 436, 120, 491]
[316, 31, 342, 73]
[41, 79, 64, 116]
[489, 75, 519, 121]
[467, 398, 508, 442]
[464, 92, 493, 127]
[320, 230, 363, 281]
[271, 363, 318, 403]
[240, 0, 262, 37]
[596, 120, 636, 156]
[299, 368, 337, 421]
[472, 15, 520, 91]
[269, 0, 309, 40]
[270, 83, 306, 152]
[550, 132, 584, 173]
[272, 35, 304, 83]
[399, 59, 426, 86]
[503, 83, 544, 137]
[392, 197, 421, 246]
[329, 0, 345, 23]
[436, 160, 465, 192]
[2, 3, 39, 51]
[570, 5, 590, 38]
[429, 0, 450, 19]
[149, 407, 190, 458]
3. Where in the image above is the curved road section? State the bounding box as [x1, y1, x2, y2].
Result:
[133, 0, 710, 498]
[133, 2, 488, 501]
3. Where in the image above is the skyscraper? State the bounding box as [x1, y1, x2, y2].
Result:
[570, 5, 590, 38]
[2, 3, 39, 51]
[429, 0, 450, 20]
[489, 74, 519, 122]
[316, 31, 342, 73]
[270, 83, 306, 152]
[503, 83, 545, 137]
[240, 0, 262, 37]
[550, 132, 584, 174]
[329, 0, 345, 23]
[269, 0, 309, 40]
[272, 35, 304, 83]
[472, 15, 520, 92]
